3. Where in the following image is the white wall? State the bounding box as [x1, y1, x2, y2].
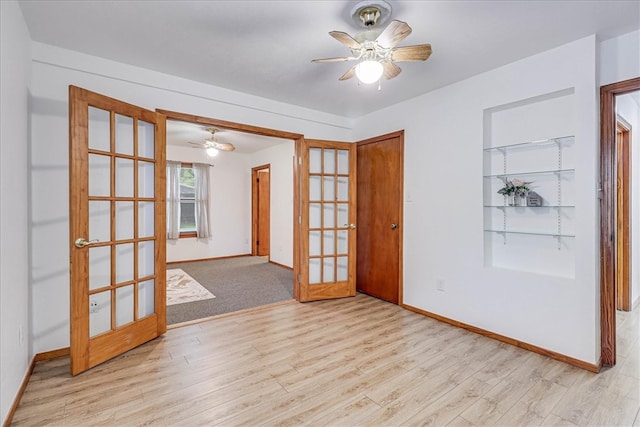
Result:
[0, 1, 32, 423]
[165, 145, 252, 262]
[599, 30, 640, 86]
[616, 93, 640, 308]
[249, 142, 296, 267]
[29, 43, 353, 354]
[353, 36, 599, 364]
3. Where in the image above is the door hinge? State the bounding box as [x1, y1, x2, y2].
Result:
[298, 215, 302, 224]
[298, 156, 302, 165]
[297, 274, 301, 283]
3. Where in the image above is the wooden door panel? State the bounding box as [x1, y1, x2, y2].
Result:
[258, 170, 270, 256]
[616, 122, 631, 311]
[69, 86, 166, 375]
[298, 139, 356, 302]
[356, 132, 403, 304]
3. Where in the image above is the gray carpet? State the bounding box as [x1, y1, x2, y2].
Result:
[166, 256, 294, 325]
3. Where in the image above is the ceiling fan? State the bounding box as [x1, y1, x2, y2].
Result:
[188, 128, 235, 157]
[311, 0, 432, 87]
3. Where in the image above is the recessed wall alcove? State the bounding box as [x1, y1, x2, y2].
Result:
[483, 88, 577, 278]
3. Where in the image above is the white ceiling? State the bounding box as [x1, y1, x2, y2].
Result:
[166, 120, 290, 153]
[18, 1, 640, 119]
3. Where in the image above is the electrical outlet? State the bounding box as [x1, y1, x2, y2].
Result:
[437, 279, 445, 292]
[89, 299, 99, 314]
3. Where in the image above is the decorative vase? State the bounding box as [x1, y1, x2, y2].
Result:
[508, 194, 516, 206]
[518, 191, 528, 206]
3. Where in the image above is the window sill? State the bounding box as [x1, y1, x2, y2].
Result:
[179, 231, 197, 238]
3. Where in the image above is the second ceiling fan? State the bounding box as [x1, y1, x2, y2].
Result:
[188, 128, 235, 157]
[312, 0, 432, 86]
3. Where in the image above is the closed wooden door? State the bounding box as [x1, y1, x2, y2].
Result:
[69, 86, 166, 375]
[298, 139, 357, 302]
[257, 169, 270, 256]
[356, 131, 404, 304]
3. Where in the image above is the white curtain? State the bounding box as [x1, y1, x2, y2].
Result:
[166, 161, 181, 240]
[193, 163, 212, 238]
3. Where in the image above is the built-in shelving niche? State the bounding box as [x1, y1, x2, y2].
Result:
[483, 89, 576, 278]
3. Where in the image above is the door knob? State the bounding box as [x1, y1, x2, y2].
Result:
[343, 224, 356, 230]
[391, 223, 398, 229]
[74, 238, 99, 248]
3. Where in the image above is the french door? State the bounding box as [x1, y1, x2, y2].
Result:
[69, 86, 166, 375]
[298, 139, 357, 301]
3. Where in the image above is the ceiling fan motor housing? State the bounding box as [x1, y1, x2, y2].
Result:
[350, 0, 392, 28]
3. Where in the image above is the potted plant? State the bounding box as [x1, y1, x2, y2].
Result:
[497, 178, 532, 206]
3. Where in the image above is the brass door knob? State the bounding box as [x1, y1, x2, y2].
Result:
[74, 238, 99, 248]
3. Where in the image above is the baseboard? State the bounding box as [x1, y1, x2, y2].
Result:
[269, 260, 293, 270]
[401, 303, 600, 373]
[167, 253, 251, 265]
[35, 347, 70, 361]
[2, 355, 36, 427]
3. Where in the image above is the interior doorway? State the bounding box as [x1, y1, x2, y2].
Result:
[159, 109, 303, 324]
[600, 77, 640, 368]
[252, 165, 271, 257]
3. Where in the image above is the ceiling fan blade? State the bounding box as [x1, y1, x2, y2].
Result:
[329, 31, 361, 50]
[376, 20, 412, 49]
[214, 142, 235, 152]
[187, 141, 206, 147]
[391, 44, 432, 62]
[339, 65, 357, 81]
[311, 56, 356, 63]
[382, 61, 402, 80]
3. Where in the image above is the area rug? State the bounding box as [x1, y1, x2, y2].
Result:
[166, 268, 215, 306]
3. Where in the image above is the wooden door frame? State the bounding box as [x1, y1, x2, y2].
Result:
[599, 76, 640, 367]
[616, 116, 632, 311]
[156, 109, 304, 300]
[356, 130, 404, 304]
[251, 164, 270, 257]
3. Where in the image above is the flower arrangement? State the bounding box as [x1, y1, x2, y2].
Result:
[497, 178, 532, 197]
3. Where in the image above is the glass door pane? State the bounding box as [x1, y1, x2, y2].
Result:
[87, 111, 157, 337]
[308, 146, 350, 284]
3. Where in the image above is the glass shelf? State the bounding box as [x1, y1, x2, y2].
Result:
[484, 229, 575, 238]
[483, 135, 574, 152]
[483, 205, 575, 208]
[483, 168, 574, 179]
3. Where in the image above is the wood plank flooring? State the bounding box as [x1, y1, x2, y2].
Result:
[11, 294, 640, 426]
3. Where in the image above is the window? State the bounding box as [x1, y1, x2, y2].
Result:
[167, 161, 211, 240]
[179, 163, 197, 237]
[179, 165, 196, 234]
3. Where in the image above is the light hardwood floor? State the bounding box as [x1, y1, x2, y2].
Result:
[12, 294, 640, 426]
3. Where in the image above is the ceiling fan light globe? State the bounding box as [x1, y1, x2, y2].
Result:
[355, 60, 383, 84]
[206, 147, 219, 157]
